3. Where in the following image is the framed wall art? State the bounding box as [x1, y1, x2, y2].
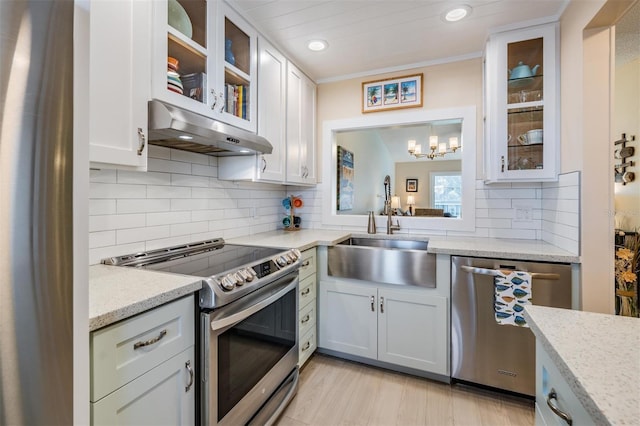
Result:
[337, 146, 354, 210]
[406, 178, 418, 192]
[362, 73, 423, 113]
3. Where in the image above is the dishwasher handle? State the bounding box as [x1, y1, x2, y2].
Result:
[460, 265, 560, 280]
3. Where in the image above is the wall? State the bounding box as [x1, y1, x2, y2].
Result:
[335, 131, 394, 214]
[316, 59, 485, 180]
[614, 57, 640, 231]
[395, 160, 461, 210]
[88, 146, 287, 264]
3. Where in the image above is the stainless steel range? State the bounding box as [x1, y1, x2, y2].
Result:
[103, 238, 302, 425]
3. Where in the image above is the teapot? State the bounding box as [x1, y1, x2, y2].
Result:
[509, 61, 540, 80]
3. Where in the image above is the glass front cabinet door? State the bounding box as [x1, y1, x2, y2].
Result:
[151, 0, 257, 132]
[484, 23, 559, 182]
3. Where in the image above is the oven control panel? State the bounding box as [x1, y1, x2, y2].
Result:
[200, 248, 302, 308]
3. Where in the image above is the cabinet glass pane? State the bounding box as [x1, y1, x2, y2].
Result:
[506, 37, 544, 171]
[167, 0, 208, 104]
[225, 18, 250, 75]
[507, 107, 544, 170]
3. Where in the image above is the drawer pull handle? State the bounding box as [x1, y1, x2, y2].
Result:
[185, 360, 194, 392]
[301, 314, 310, 324]
[301, 260, 310, 267]
[133, 329, 167, 350]
[546, 389, 573, 425]
[301, 288, 311, 296]
[301, 341, 311, 351]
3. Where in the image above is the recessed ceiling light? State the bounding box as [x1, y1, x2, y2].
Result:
[444, 5, 472, 22]
[307, 40, 328, 52]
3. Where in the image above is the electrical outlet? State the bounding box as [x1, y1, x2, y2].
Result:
[514, 206, 533, 222]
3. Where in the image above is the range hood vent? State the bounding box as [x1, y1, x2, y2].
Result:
[147, 99, 272, 157]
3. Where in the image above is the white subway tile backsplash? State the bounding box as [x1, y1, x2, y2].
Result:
[170, 149, 210, 165]
[148, 145, 171, 160]
[512, 219, 542, 230]
[487, 208, 515, 219]
[90, 182, 146, 199]
[89, 199, 116, 216]
[147, 211, 191, 226]
[192, 163, 217, 177]
[489, 228, 537, 239]
[476, 218, 512, 229]
[147, 185, 192, 199]
[542, 209, 579, 227]
[117, 199, 171, 214]
[191, 209, 225, 222]
[192, 187, 228, 199]
[541, 171, 580, 255]
[89, 213, 146, 232]
[171, 221, 209, 237]
[488, 188, 538, 199]
[90, 169, 117, 183]
[117, 170, 171, 185]
[476, 198, 512, 209]
[89, 242, 146, 265]
[148, 158, 192, 174]
[89, 230, 115, 249]
[116, 225, 171, 245]
[542, 198, 579, 213]
[170, 198, 209, 211]
[171, 173, 210, 187]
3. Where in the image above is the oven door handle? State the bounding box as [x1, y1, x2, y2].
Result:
[210, 274, 298, 331]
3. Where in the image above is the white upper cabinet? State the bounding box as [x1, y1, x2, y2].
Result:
[88, 0, 150, 170]
[484, 22, 559, 182]
[150, 0, 257, 132]
[286, 62, 317, 185]
[218, 37, 286, 182]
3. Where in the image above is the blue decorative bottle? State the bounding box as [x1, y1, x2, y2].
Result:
[225, 39, 235, 65]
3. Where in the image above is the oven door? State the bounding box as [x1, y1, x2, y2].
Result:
[201, 271, 299, 426]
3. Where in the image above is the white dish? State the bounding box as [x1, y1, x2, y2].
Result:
[508, 77, 534, 88]
[168, 0, 193, 39]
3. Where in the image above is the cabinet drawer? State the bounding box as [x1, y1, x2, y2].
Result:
[299, 328, 316, 367]
[299, 274, 316, 309]
[91, 346, 195, 425]
[91, 296, 194, 402]
[299, 299, 316, 338]
[299, 248, 316, 280]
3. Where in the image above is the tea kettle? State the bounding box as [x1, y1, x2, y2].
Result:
[509, 61, 540, 80]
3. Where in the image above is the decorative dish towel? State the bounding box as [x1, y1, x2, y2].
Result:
[494, 270, 532, 327]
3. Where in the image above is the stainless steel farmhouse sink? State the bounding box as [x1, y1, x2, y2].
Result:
[327, 238, 436, 288]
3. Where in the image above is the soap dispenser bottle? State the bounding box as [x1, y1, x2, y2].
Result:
[367, 211, 376, 234]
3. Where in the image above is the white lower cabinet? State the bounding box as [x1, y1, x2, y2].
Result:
[298, 248, 317, 367]
[319, 280, 447, 375]
[90, 296, 195, 425]
[535, 341, 593, 426]
[91, 347, 195, 426]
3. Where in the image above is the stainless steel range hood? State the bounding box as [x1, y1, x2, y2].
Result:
[147, 99, 272, 156]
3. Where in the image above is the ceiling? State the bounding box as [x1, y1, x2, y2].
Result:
[230, 0, 569, 82]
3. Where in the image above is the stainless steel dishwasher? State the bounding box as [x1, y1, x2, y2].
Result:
[451, 256, 572, 397]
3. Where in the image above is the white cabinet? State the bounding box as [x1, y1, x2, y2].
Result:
[535, 341, 594, 425]
[484, 22, 559, 182]
[88, 0, 150, 170]
[286, 62, 317, 185]
[151, 0, 257, 132]
[319, 280, 448, 375]
[90, 296, 195, 425]
[218, 37, 287, 182]
[298, 248, 317, 366]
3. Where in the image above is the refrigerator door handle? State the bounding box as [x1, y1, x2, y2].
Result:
[459, 265, 560, 280]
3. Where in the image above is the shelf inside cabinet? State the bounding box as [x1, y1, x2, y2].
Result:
[224, 18, 250, 76]
[175, 0, 207, 47]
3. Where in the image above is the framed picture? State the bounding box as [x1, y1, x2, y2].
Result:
[406, 178, 418, 192]
[362, 73, 423, 113]
[337, 146, 354, 210]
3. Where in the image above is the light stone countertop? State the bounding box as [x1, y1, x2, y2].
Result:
[524, 305, 640, 425]
[227, 230, 580, 263]
[89, 264, 202, 331]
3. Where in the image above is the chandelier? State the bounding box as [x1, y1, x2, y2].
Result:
[408, 136, 459, 159]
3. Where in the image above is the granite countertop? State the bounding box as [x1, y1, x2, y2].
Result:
[89, 264, 202, 331]
[227, 230, 580, 263]
[524, 306, 640, 424]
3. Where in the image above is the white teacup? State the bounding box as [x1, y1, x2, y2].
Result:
[518, 129, 543, 145]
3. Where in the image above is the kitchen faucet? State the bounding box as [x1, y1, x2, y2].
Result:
[383, 175, 400, 234]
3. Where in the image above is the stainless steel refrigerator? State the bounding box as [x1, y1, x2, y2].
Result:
[1, 0, 74, 424]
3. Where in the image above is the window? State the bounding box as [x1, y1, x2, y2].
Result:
[430, 172, 462, 217]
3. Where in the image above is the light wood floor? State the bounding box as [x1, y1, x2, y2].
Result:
[277, 354, 534, 426]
